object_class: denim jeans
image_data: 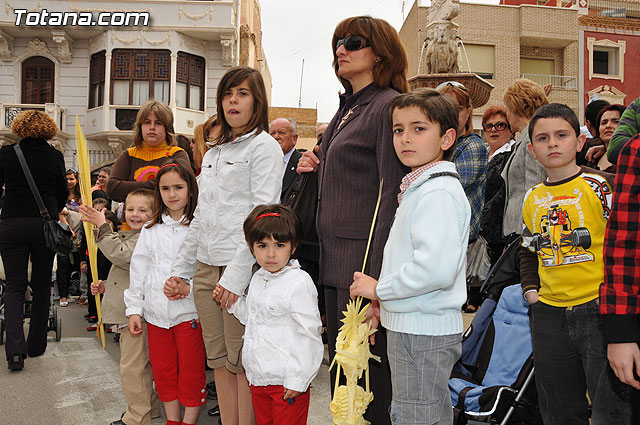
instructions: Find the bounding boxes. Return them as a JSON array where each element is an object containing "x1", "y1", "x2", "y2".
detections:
[
  {"x1": 387, "y1": 331, "x2": 462, "y2": 425},
  {"x1": 529, "y1": 299, "x2": 632, "y2": 425}
]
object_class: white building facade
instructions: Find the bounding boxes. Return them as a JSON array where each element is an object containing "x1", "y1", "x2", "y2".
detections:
[{"x1": 0, "y1": 0, "x2": 269, "y2": 169}]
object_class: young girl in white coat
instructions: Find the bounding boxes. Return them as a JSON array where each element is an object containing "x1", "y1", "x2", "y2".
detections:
[
  {"x1": 124, "y1": 161, "x2": 204, "y2": 425},
  {"x1": 214, "y1": 204, "x2": 323, "y2": 425},
  {"x1": 168, "y1": 66, "x2": 283, "y2": 425}
]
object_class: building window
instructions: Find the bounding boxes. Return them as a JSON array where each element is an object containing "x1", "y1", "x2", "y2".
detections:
[
  {"x1": 176, "y1": 52, "x2": 205, "y2": 111},
  {"x1": 458, "y1": 44, "x2": 494, "y2": 80},
  {"x1": 22, "y1": 56, "x2": 54, "y2": 104},
  {"x1": 587, "y1": 37, "x2": 626, "y2": 82},
  {"x1": 593, "y1": 48, "x2": 619, "y2": 75},
  {"x1": 111, "y1": 49, "x2": 170, "y2": 106},
  {"x1": 89, "y1": 51, "x2": 106, "y2": 108}
]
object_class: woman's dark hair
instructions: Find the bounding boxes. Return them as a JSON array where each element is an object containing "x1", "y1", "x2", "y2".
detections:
[
  {"x1": 66, "y1": 170, "x2": 82, "y2": 203},
  {"x1": 147, "y1": 162, "x2": 198, "y2": 227},
  {"x1": 215, "y1": 66, "x2": 268, "y2": 145},
  {"x1": 175, "y1": 134, "x2": 198, "y2": 175},
  {"x1": 332, "y1": 16, "x2": 408, "y2": 94},
  {"x1": 104, "y1": 210, "x2": 120, "y2": 230},
  {"x1": 595, "y1": 104, "x2": 626, "y2": 138},
  {"x1": 243, "y1": 204, "x2": 300, "y2": 254},
  {"x1": 133, "y1": 100, "x2": 176, "y2": 147}
]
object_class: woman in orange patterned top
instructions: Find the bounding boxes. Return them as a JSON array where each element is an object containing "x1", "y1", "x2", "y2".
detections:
[{"x1": 106, "y1": 100, "x2": 189, "y2": 202}]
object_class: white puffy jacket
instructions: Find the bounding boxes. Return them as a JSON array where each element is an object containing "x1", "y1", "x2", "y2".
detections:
[
  {"x1": 170, "y1": 129, "x2": 283, "y2": 295},
  {"x1": 229, "y1": 260, "x2": 324, "y2": 392},
  {"x1": 125, "y1": 214, "x2": 198, "y2": 329}
]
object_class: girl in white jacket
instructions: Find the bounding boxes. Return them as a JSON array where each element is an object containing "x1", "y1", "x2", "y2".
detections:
[
  {"x1": 168, "y1": 66, "x2": 283, "y2": 425},
  {"x1": 125, "y1": 162, "x2": 205, "y2": 425},
  {"x1": 214, "y1": 204, "x2": 323, "y2": 425}
]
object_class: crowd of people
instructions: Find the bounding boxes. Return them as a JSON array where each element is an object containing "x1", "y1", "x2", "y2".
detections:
[{"x1": 1, "y1": 13, "x2": 639, "y2": 425}]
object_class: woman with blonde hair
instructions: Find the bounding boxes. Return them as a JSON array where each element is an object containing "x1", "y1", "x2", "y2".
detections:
[
  {"x1": 190, "y1": 115, "x2": 218, "y2": 175},
  {"x1": 0, "y1": 110, "x2": 68, "y2": 370},
  {"x1": 106, "y1": 100, "x2": 189, "y2": 202},
  {"x1": 297, "y1": 15, "x2": 408, "y2": 424},
  {"x1": 501, "y1": 78, "x2": 549, "y2": 242}
]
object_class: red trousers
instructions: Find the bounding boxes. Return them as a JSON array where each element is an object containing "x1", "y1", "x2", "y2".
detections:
[
  {"x1": 250, "y1": 385, "x2": 310, "y2": 425},
  {"x1": 147, "y1": 320, "x2": 206, "y2": 407}
]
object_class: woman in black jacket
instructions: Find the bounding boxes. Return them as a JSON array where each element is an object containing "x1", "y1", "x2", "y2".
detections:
[{"x1": 0, "y1": 110, "x2": 68, "y2": 371}]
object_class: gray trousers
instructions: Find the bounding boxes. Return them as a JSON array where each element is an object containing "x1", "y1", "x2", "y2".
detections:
[{"x1": 387, "y1": 331, "x2": 461, "y2": 425}]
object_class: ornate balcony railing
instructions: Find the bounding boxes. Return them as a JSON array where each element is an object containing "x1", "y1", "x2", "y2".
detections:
[{"x1": 1, "y1": 103, "x2": 65, "y2": 132}]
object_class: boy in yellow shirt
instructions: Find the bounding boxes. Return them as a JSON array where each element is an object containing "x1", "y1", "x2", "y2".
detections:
[{"x1": 520, "y1": 103, "x2": 631, "y2": 424}]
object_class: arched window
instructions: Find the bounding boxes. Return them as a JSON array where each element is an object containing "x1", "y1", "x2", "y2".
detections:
[{"x1": 22, "y1": 56, "x2": 54, "y2": 104}]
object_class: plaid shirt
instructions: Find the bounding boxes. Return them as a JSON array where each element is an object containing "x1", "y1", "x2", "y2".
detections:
[
  {"x1": 452, "y1": 133, "x2": 488, "y2": 241},
  {"x1": 600, "y1": 133, "x2": 640, "y2": 343},
  {"x1": 397, "y1": 161, "x2": 446, "y2": 204}
]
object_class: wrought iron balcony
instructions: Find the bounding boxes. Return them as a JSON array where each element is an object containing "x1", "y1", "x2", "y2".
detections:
[{"x1": 1, "y1": 103, "x2": 66, "y2": 132}]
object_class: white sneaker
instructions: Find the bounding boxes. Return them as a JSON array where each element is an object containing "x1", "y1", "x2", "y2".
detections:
[{"x1": 59, "y1": 299, "x2": 68, "y2": 307}]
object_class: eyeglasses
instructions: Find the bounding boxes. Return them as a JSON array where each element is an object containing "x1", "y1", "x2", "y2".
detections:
[
  {"x1": 335, "y1": 35, "x2": 371, "y2": 52},
  {"x1": 435, "y1": 81, "x2": 468, "y2": 92},
  {"x1": 483, "y1": 122, "x2": 509, "y2": 132}
]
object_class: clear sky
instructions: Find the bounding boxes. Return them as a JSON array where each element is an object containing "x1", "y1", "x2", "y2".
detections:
[{"x1": 261, "y1": 0, "x2": 498, "y2": 123}]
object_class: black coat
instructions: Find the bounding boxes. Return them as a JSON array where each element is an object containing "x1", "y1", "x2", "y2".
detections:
[
  {"x1": 0, "y1": 138, "x2": 68, "y2": 220},
  {"x1": 281, "y1": 149, "x2": 302, "y2": 200}
]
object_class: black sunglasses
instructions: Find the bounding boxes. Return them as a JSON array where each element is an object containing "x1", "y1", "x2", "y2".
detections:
[
  {"x1": 335, "y1": 35, "x2": 371, "y2": 52},
  {"x1": 483, "y1": 122, "x2": 509, "y2": 132}
]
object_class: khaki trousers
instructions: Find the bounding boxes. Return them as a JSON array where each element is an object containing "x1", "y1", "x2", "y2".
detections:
[
  {"x1": 193, "y1": 261, "x2": 245, "y2": 373},
  {"x1": 120, "y1": 323, "x2": 162, "y2": 425}
]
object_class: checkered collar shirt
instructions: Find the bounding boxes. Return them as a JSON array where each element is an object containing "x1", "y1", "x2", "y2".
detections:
[
  {"x1": 600, "y1": 133, "x2": 640, "y2": 344},
  {"x1": 397, "y1": 161, "x2": 446, "y2": 205}
]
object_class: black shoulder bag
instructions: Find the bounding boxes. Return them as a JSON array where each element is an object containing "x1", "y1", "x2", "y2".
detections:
[{"x1": 14, "y1": 144, "x2": 73, "y2": 254}]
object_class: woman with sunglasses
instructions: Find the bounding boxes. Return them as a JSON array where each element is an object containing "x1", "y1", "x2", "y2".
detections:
[
  {"x1": 297, "y1": 16, "x2": 408, "y2": 425},
  {"x1": 479, "y1": 106, "x2": 515, "y2": 267},
  {"x1": 437, "y1": 81, "x2": 488, "y2": 313}
]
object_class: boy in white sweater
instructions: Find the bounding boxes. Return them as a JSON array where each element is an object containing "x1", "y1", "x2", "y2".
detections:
[{"x1": 351, "y1": 88, "x2": 470, "y2": 425}]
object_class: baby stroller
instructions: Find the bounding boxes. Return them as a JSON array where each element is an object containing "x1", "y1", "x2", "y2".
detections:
[
  {"x1": 0, "y1": 259, "x2": 62, "y2": 345},
  {"x1": 449, "y1": 238, "x2": 542, "y2": 425}
]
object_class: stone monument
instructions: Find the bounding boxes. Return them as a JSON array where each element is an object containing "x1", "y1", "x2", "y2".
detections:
[{"x1": 410, "y1": 0, "x2": 493, "y2": 108}]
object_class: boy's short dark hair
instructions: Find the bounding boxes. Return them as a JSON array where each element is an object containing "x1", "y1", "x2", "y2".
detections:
[
  {"x1": 388, "y1": 88, "x2": 459, "y2": 160},
  {"x1": 584, "y1": 99, "x2": 610, "y2": 127},
  {"x1": 529, "y1": 103, "x2": 581, "y2": 141},
  {"x1": 243, "y1": 204, "x2": 300, "y2": 253}
]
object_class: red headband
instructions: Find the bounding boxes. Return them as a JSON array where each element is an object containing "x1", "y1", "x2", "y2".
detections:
[
  {"x1": 256, "y1": 212, "x2": 280, "y2": 221},
  {"x1": 159, "y1": 163, "x2": 179, "y2": 170}
]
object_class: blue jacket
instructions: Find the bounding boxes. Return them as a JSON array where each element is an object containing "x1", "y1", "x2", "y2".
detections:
[{"x1": 376, "y1": 161, "x2": 470, "y2": 336}]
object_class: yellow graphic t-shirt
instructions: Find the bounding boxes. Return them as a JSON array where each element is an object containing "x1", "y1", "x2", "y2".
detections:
[{"x1": 521, "y1": 171, "x2": 612, "y2": 307}]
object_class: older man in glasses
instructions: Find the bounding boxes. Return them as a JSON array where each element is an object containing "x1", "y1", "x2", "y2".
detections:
[{"x1": 269, "y1": 118, "x2": 302, "y2": 201}]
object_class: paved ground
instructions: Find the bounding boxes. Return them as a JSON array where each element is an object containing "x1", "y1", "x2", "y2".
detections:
[
  {"x1": 1, "y1": 298, "x2": 474, "y2": 425},
  {"x1": 0, "y1": 299, "x2": 332, "y2": 425}
]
